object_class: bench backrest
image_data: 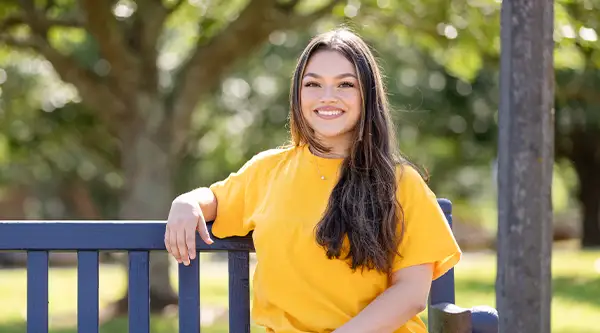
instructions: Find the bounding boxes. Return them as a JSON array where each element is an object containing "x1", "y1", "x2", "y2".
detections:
[{"x1": 0, "y1": 199, "x2": 455, "y2": 332}]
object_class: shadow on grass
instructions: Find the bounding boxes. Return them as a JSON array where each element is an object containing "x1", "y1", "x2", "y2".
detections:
[
  {"x1": 456, "y1": 276, "x2": 600, "y2": 308},
  {"x1": 0, "y1": 317, "x2": 230, "y2": 333},
  {"x1": 553, "y1": 276, "x2": 600, "y2": 307}
]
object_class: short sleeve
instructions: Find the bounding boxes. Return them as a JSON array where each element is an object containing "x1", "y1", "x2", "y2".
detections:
[
  {"x1": 392, "y1": 166, "x2": 462, "y2": 280},
  {"x1": 208, "y1": 157, "x2": 257, "y2": 238}
]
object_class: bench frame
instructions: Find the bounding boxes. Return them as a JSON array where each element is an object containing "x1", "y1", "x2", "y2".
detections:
[{"x1": 0, "y1": 198, "x2": 498, "y2": 333}]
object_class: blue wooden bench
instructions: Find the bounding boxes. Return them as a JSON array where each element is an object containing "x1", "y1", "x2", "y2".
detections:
[{"x1": 0, "y1": 198, "x2": 498, "y2": 333}]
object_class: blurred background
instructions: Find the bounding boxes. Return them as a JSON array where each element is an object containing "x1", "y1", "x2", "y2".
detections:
[{"x1": 0, "y1": 0, "x2": 598, "y2": 332}]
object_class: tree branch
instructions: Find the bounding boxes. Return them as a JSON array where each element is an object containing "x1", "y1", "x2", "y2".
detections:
[
  {"x1": 166, "y1": 0, "x2": 185, "y2": 14},
  {"x1": 276, "y1": 0, "x2": 301, "y2": 11},
  {"x1": 168, "y1": 0, "x2": 279, "y2": 151},
  {"x1": 134, "y1": 2, "x2": 169, "y2": 94},
  {"x1": 0, "y1": 33, "x2": 37, "y2": 49},
  {"x1": 0, "y1": 13, "x2": 82, "y2": 32},
  {"x1": 4, "y1": 0, "x2": 128, "y2": 129},
  {"x1": 0, "y1": 15, "x2": 25, "y2": 31},
  {"x1": 18, "y1": 0, "x2": 49, "y2": 34},
  {"x1": 45, "y1": 0, "x2": 56, "y2": 12},
  {"x1": 80, "y1": 0, "x2": 139, "y2": 95},
  {"x1": 287, "y1": 0, "x2": 344, "y2": 25},
  {"x1": 0, "y1": 33, "x2": 127, "y2": 127},
  {"x1": 168, "y1": 0, "x2": 343, "y2": 153}
]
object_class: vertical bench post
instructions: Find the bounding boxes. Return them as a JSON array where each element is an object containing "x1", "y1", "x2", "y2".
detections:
[
  {"x1": 128, "y1": 251, "x2": 150, "y2": 333},
  {"x1": 179, "y1": 253, "x2": 200, "y2": 332},
  {"x1": 77, "y1": 250, "x2": 100, "y2": 333},
  {"x1": 228, "y1": 251, "x2": 251, "y2": 332},
  {"x1": 27, "y1": 251, "x2": 49, "y2": 333}
]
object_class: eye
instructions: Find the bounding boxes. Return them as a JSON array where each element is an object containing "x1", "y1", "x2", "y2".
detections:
[
  {"x1": 303, "y1": 81, "x2": 320, "y2": 87},
  {"x1": 339, "y1": 81, "x2": 355, "y2": 88}
]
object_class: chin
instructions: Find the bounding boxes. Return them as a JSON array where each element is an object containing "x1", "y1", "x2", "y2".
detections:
[{"x1": 312, "y1": 127, "x2": 353, "y2": 140}]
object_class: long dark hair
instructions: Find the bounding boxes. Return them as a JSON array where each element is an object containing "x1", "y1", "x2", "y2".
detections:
[{"x1": 288, "y1": 28, "x2": 409, "y2": 274}]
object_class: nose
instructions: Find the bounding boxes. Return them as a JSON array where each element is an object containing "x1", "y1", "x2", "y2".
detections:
[{"x1": 319, "y1": 86, "x2": 338, "y2": 103}]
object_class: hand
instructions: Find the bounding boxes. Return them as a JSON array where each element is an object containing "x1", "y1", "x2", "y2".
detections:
[{"x1": 165, "y1": 194, "x2": 214, "y2": 265}]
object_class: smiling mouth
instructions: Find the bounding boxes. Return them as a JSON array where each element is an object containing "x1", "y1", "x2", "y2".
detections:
[{"x1": 314, "y1": 109, "x2": 344, "y2": 119}]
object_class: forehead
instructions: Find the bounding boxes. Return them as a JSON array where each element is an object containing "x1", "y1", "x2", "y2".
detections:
[{"x1": 303, "y1": 50, "x2": 356, "y2": 76}]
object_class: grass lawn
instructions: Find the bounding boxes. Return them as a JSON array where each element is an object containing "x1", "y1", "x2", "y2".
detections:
[{"x1": 0, "y1": 249, "x2": 598, "y2": 333}]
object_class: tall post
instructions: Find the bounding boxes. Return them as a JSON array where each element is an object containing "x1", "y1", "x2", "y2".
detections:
[{"x1": 497, "y1": 0, "x2": 554, "y2": 331}]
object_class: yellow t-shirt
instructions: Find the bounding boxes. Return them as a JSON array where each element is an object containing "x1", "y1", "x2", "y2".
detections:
[{"x1": 209, "y1": 144, "x2": 461, "y2": 333}]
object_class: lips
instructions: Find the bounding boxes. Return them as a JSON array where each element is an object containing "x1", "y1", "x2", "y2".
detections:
[{"x1": 314, "y1": 106, "x2": 344, "y2": 119}]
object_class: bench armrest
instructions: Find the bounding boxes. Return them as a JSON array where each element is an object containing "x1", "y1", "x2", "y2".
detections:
[{"x1": 429, "y1": 302, "x2": 498, "y2": 333}]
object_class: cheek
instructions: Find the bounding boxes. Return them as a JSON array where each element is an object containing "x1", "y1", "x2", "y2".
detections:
[
  {"x1": 342, "y1": 91, "x2": 361, "y2": 111},
  {"x1": 300, "y1": 90, "x2": 315, "y2": 111}
]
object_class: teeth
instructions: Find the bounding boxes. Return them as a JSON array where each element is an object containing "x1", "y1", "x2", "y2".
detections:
[{"x1": 317, "y1": 110, "x2": 343, "y2": 116}]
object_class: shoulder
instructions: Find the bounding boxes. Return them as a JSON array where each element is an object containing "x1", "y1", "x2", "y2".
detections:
[
  {"x1": 252, "y1": 145, "x2": 296, "y2": 161},
  {"x1": 238, "y1": 145, "x2": 298, "y2": 174},
  {"x1": 396, "y1": 163, "x2": 428, "y2": 188},
  {"x1": 247, "y1": 145, "x2": 296, "y2": 165},
  {"x1": 395, "y1": 162, "x2": 435, "y2": 204}
]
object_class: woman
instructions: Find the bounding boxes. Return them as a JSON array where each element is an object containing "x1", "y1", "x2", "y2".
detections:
[{"x1": 165, "y1": 28, "x2": 461, "y2": 333}]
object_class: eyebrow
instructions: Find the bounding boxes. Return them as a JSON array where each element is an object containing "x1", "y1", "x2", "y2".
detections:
[{"x1": 303, "y1": 72, "x2": 357, "y2": 79}]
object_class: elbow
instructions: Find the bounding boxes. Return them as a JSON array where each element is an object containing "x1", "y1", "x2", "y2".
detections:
[
  {"x1": 383, "y1": 301, "x2": 427, "y2": 333},
  {"x1": 406, "y1": 285, "x2": 429, "y2": 315},
  {"x1": 408, "y1": 299, "x2": 427, "y2": 316},
  {"x1": 413, "y1": 301, "x2": 427, "y2": 314}
]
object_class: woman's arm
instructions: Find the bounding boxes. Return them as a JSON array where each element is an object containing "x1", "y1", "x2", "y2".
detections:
[
  {"x1": 165, "y1": 187, "x2": 218, "y2": 265},
  {"x1": 333, "y1": 263, "x2": 434, "y2": 333},
  {"x1": 182, "y1": 187, "x2": 218, "y2": 221}
]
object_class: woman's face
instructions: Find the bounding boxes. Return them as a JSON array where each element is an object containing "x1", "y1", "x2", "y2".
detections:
[{"x1": 300, "y1": 50, "x2": 362, "y2": 148}]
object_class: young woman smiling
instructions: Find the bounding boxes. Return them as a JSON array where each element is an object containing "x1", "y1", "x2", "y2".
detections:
[{"x1": 165, "y1": 28, "x2": 461, "y2": 333}]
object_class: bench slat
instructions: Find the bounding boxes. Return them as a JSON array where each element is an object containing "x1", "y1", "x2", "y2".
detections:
[
  {"x1": 77, "y1": 251, "x2": 99, "y2": 333},
  {"x1": 128, "y1": 251, "x2": 150, "y2": 333},
  {"x1": 179, "y1": 254, "x2": 200, "y2": 332},
  {"x1": 0, "y1": 221, "x2": 254, "y2": 251},
  {"x1": 229, "y1": 251, "x2": 251, "y2": 333},
  {"x1": 27, "y1": 251, "x2": 49, "y2": 333},
  {"x1": 429, "y1": 202, "x2": 456, "y2": 326}
]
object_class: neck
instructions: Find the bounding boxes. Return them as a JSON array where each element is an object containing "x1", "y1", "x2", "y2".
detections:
[{"x1": 312, "y1": 134, "x2": 352, "y2": 158}]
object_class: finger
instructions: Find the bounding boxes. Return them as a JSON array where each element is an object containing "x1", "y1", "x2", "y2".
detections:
[
  {"x1": 164, "y1": 225, "x2": 171, "y2": 256},
  {"x1": 197, "y1": 219, "x2": 214, "y2": 245},
  {"x1": 185, "y1": 224, "x2": 197, "y2": 261},
  {"x1": 177, "y1": 227, "x2": 190, "y2": 266},
  {"x1": 170, "y1": 225, "x2": 182, "y2": 263}
]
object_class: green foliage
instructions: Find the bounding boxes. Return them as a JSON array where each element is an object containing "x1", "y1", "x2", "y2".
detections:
[{"x1": 0, "y1": 0, "x2": 599, "y2": 227}]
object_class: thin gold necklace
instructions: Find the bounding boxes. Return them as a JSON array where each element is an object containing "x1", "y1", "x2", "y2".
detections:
[
  {"x1": 314, "y1": 159, "x2": 326, "y2": 180},
  {"x1": 309, "y1": 146, "x2": 345, "y2": 181},
  {"x1": 308, "y1": 146, "x2": 327, "y2": 180}
]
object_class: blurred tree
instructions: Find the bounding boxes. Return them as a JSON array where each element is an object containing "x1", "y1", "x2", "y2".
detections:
[
  {"x1": 0, "y1": 62, "x2": 118, "y2": 221},
  {"x1": 552, "y1": 1, "x2": 600, "y2": 246},
  {"x1": 0, "y1": 0, "x2": 344, "y2": 315},
  {"x1": 356, "y1": 0, "x2": 600, "y2": 246}
]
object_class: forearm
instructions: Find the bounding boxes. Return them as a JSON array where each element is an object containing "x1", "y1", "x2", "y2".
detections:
[
  {"x1": 334, "y1": 281, "x2": 427, "y2": 333},
  {"x1": 176, "y1": 187, "x2": 217, "y2": 222}
]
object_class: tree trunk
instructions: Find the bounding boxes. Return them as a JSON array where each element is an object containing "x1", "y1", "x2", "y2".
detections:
[
  {"x1": 108, "y1": 94, "x2": 178, "y2": 315},
  {"x1": 496, "y1": 0, "x2": 554, "y2": 331},
  {"x1": 570, "y1": 131, "x2": 600, "y2": 247},
  {"x1": 580, "y1": 178, "x2": 600, "y2": 247}
]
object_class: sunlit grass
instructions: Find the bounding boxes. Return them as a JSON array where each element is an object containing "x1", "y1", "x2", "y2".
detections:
[
  {"x1": 449, "y1": 249, "x2": 600, "y2": 333},
  {"x1": 0, "y1": 250, "x2": 598, "y2": 333}
]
